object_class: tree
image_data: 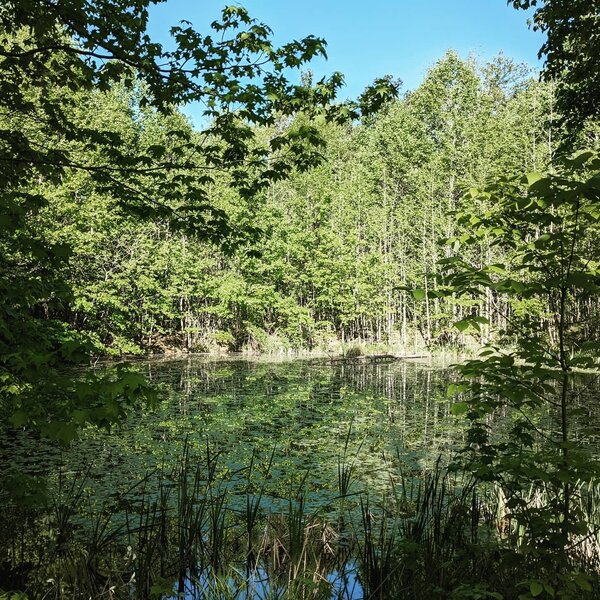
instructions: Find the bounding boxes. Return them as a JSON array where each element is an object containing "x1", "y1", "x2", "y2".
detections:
[
  {"x1": 444, "y1": 151, "x2": 600, "y2": 595},
  {"x1": 511, "y1": 0, "x2": 600, "y2": 138},
  {"x1": 0, "y1": 0, "x2": 398, "y2": 436}
]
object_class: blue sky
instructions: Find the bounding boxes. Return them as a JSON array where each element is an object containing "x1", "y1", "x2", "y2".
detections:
[{"x1": 147, "y1": 0, "x2": 544, "y2": 125}]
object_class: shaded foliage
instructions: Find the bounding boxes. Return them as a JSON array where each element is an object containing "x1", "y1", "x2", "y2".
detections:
[{"x1": 512, "y1": 0, "x2": 600, "y2": 137}]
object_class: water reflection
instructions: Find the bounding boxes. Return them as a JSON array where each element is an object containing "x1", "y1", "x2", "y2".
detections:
[
  {"x1": 1, "y1": 356, "x2": 467, "y2": 599},
  {"x1": 174, "y1": 562, "x2": 364, "y2": 599}
]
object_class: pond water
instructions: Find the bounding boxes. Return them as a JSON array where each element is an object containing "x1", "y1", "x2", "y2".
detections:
[
  {"x1": 4, "y1": 356, "x2": 600, "y2": 599},
  {"x1": 1, "y1": 356, "x2": 471, "y2": 598},
  {"x1": 7, "y1": 356, "x2": 463, "y2": 497}
]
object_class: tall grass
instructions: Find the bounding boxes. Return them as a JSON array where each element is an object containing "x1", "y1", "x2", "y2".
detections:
[{"x1": 2, "y1": 441, "x2": 600, "y2": 599}]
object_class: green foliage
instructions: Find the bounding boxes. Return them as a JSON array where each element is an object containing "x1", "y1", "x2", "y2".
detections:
[
  {"x1": 10, "y1": 51, "x2": 562, "y2": 362},
  {"x1": 442, "y1": 152, "x2": 600, "y2": 591},
  {"x1": 2, "y1": 0, "x2": 600, "y2": 595},
  {"x1": 0, "y1": 36, "x2": 573, "y2": 446},
  {"x1": 511, "y1": 0, "x2": 600, "y2": 137},
  {"x1": 0, "y1": 0, "x2": 398, "y2": 435}
]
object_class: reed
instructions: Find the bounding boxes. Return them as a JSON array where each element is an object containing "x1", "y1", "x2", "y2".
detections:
[{"x1": 2, "y1": 441, "x2": 600, "y2": 599}]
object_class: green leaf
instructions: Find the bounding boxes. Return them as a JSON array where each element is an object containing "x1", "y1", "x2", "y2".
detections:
[
  {"x1": 451, "y1": 402, "x2": 469, "y2": 416},
  {"x1": 447, "y1": 383, "x2": 469, "y2": 397},
  {"x1": 10, "y1": 411, "x2": 28, "y2": 427},
  {"x1": 525, "y1": 172, "x2": 543, "y2": 185},
  {"x1": 574, "y1": 573, "x2": 592, "y2": 592},
  {"x1": 454, "y1": 319, "x2": 475, "y2": 332},
  {"x1": 529, "y1": 581, "x2": 543, "y2": 597}
]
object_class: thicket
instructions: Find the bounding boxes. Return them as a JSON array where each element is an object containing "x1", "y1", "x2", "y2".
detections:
[
  {"x1": 22, "y1": 52, "x2": 583, "y2": 355},
  {"x1": 0, "y1": 0, "x2": 396, "y2": 435}
]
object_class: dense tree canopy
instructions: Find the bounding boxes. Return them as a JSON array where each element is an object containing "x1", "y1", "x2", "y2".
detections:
[
  {"x1": 512, "y1": 0, "x2": 600, "y2": 137},
  {"x1": 0, "y1": 0, "x2": 398, "y2": 437},
  {"x1": 24, "y1": 52, "x2": 561, "y2": 359},
  {"x1": 1, "y1": 0, "x2": 377, "y2": 231}
]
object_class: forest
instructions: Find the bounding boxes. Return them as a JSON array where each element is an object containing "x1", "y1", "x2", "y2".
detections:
[
  {"x1": 9, "y1": 51, "x2": 563, "y2": 356},
  {"x1": 1, "y1": 0, "x2": 600, "y2": 598}
]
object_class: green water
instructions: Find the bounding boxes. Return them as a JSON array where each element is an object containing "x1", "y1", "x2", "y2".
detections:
[
  {"x1": 7, "y1": 357, "x2": 462, "y2": 499},
  {"x1": 4, "y1": 357, "x2": 600, "y2": 599},
  {"x1": 1, "y1": 356, "x2": 468, "y2": 597}
]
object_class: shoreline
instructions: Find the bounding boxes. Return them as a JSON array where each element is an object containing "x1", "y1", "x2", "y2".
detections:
[{"x1": 89, "y1": 348, "x2": 472, "y2": 368}]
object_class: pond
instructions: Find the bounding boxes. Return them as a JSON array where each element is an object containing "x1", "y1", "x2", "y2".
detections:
[{"x1": 0, "y1": 356, "x2": 479, "y2": 599}]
